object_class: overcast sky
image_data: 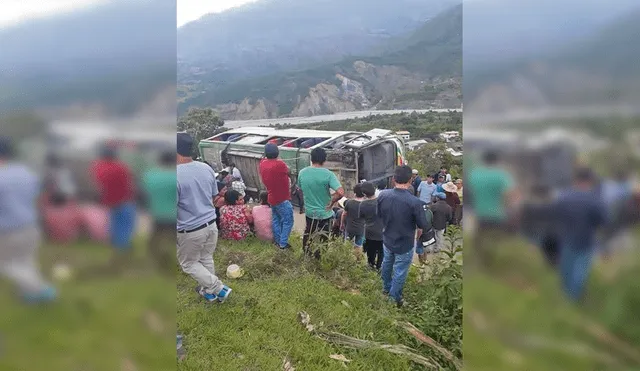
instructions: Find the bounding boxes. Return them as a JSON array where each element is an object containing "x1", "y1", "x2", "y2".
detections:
[
  {"x1": 0, "y1": 0, "x2": 259, "y2": 29},
  {"x1": 177, "y1": 0, "x2": 258, "y2": 27},
  {"x1": 0, "y1": 0, "x2": 106, "y2": 28}
]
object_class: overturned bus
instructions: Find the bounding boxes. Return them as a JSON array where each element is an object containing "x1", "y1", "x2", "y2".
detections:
[{"x1": 198, "y1": 127, "x2": 407, "y2": 198}]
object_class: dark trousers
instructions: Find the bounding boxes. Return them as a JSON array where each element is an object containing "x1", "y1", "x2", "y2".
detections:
[
  {"x1": 302, "y1": 217, "x2": 331, "y2": 259},
  {"x1": 292, "y1": 188, "x2": 304, "y2": 213},
  {"x1": 149, "y1": 221, "x2": 176, "y2": 275},
  {"x1": 364, "y1": 239, "x2": 383, "y2": 270}
]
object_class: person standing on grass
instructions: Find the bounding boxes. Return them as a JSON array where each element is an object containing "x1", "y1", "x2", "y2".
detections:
[
  {"x1": 417, "y1": 174, "x2": 438, "y2": 207},
  {"x1": 443, "y1": 182, "x2": 461, "y2": 225},
  {"x1": 431, "y1": 193, "x2": 453, "y2": 254},
  {"x1": 553, "y1": 167, "x2": 605, "y2": 302},
  {"x1": 90, "y1": 144, "x2": 137, "y2": 271},
  {"x1": 377, "y1": 165, "x2": 429, "y2": 307},
  {"x1": 0, "y1": 137, "x2": 56, "y2": 303},
  {"x1": 340, "y1": 184, "x2": 366, "y2": 255},
  {"x1": 259, "y1": 143, "x2": 294, "y2": 249},
  {"x1": 141, "y1": 150, "x2": 176, "y2": 275},
  {"x1": 359, "y1": 182, "x2": 384, "y2": 270},
  {"x1": 252, "y1": 191, "x2": 273, "y2": 242},
  {"x1": 176, "y1": 133, "x2": 231, "y2": 303},
  {"x1": 467, "y1": 150, "x2": 518, "y2": 266},
  {"x1": 298, "y1": 147, "x2": 344, "y2": 259}
]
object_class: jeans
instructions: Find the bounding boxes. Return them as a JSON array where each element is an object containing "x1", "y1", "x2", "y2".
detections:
[
  {"x1": 381, "y1": 245, "x2": 414, "y2": 302},
  {"x1": 109, "y1": 202, "x2": 136, "y2": 250},
  {"x1": 559, "y1": 243, "x2": 594, "y2": 301},
  {"x1": 271, "y1": 200, "x2": 294, "y2": 248}
]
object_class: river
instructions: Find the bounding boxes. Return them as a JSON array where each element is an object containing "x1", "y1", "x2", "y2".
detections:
[{"x1": 224, "y1": 108, "x2": 462, "y2": 128}]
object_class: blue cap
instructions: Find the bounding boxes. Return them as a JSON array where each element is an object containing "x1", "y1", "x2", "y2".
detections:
[
  {"x1": 264, "y1": 143, "x2": 279, "y2": 159},
  {"x1": 177, "y1": 132, "x2": 193, "y2": 157},
  {"x1": 435, "y1": 192, "x2": 446, "y2": 200}
]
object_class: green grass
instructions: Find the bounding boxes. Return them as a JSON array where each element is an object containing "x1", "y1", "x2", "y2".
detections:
[
  {"x1": 0, "y1": 238, "x2": 176, "y2": 371},
  {"x1": 177, "y1": 236, "x2": 462, "y2": 371},
  {"x1": 463, "y1": 232, "x2": 640, "y2": 370}
]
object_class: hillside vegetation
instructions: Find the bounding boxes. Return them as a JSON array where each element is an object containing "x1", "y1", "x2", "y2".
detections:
[{"x1": 178, "y1": 4, "x2": 462, "y2": 119}]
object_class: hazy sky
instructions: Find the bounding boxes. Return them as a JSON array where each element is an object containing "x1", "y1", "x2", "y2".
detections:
[
  {"x1": 177, "y1": 0, "x2": 259, "y2": 27},
  {"x1": 0, "y1": 0, "x2": 105, "y2": 27},
  {"x1": 1, "y1": 0, "x2": 259, "y2": 28}
]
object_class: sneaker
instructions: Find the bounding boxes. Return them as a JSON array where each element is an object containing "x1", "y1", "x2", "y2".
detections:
[
  {"x1": 217, "y1": 285, "x2": 232, "y2": 303},
  {"x1": 279, "y1": 243, "x2": 292, "y2": 250},
  {"x1": 194, "y1": 285, "x2": 218, "y2": 303}
]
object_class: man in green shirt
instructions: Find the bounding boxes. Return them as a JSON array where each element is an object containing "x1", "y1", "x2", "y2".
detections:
[
  {"x1": 297, "y1": 147, "x2": 344, "y2": 258},
  {"x1": 467, "y1": 150, "x2": 517, "y2": 266},
  {"x1": 142, "y1": 150, "x2": 177, "y2": 274}
]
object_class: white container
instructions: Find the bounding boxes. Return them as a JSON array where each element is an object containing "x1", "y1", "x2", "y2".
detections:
[{"x1": 226, "y1": 264, "x2": 244, "y2": 278}]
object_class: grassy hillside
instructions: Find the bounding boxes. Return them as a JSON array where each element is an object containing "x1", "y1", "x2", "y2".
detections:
[{"x1": 178, "y1": 232, "x2": 462, "y2": 370}]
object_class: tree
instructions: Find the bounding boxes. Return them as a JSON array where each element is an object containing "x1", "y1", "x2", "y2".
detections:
[
  {"x1": 407, "y1": 142, "x2": 463, "y2": 179},
  {"x1": 177, "y1": 107, "x2": 225, "y2": 150}
]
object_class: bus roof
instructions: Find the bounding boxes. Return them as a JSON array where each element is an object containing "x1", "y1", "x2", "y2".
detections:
[{"x1": 202, "y1": 127, "x2": 355, "y2": 142}]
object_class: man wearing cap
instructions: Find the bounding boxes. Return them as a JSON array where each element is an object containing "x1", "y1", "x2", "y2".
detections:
[
  {"x1": 90, "y1": 144, "x2": 137, "y2": 270},
  {"x1": 176, "y1": 132, "x2": 232, "y2": 303},
  {"x1": 411, "y1": 169, "x2": 422, "y2": 192},
  {"x1": 259, "y1": 143, "x2": 294, "y2": 249},
  {"x1": 377, "y1": 165, "x2": 429, "y2": 306},
  {"x1": 0, "y1": 137, "x2": 56, "y2": 303}
]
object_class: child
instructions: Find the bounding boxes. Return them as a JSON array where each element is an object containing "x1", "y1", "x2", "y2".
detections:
[
  {"x1": 341, "y1": 184, "x2": 366, "y2": 254},
  {"x1": 359, "y1": 182, "x2": 384, "y2": 270},
  {"x1": 252, "y1": 191, "x2": 273, "y2": 242},
  {"x1": 231, "y1": 176, "x2": 246, "y2": 197}
]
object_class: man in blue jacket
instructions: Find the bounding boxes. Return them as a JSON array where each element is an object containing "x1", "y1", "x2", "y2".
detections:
[{"x1": 378, "y1": 165, "x2": 429, "y2": 306}]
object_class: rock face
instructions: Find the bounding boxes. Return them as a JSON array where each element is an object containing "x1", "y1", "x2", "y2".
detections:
[
  {"x1": 215, "y1": 98, "x2": 272, "y2": 120},
  {"x1": 210, "y1": 60, "x2": 462, "y2": 120},
  {"x1": 290, "y1": 83, "x2": 359, "y2": 117}
]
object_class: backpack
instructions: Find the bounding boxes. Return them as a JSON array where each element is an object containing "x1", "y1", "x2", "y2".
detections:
[{"x1": 420, "y1": 206, "x2": 436, "y2": 246}]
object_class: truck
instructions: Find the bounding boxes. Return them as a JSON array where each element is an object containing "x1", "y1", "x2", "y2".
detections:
[{"x1": 198, "y1": 126, "x2": 408, "y2": 198}]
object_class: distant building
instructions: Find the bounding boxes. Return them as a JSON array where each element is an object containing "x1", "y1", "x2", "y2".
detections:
[
  {"x1": 396, "y1": 131, "x2": 411, "y2": 141},
  {"x1": 406, "y1": 139, "x2": 428, "y2": 151},
  {"x1": 439, "y1": 131, "x2": 460, "y2": 142}
]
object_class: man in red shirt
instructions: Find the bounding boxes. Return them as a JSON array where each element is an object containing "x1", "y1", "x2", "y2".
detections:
[
  {"x1": 259, "y1": 143, "x2": 294, "y2": 249},
  {"x1": 90, "y1": 145, "x2": 137, "y2": 268}
]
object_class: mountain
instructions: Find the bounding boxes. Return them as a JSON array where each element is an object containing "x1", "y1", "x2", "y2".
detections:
[
  {"x1": 177, "y1": 0, "x2": 458, "y2": 86},
  {"x1": 0, "y1": 0, "x2": 176, "y2": 117},
  {"x1": 179, "y1": 3, "x2": 462, "y2": 119},
  {"x1": 463, "y1": 0, "x2": 639, "y2": 68},
  {"x1": 465, "y1": 6, "x2": 640, "y2": 114}
]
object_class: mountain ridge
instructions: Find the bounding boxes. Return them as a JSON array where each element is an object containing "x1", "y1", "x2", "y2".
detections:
[{"x1": 179, "y1": 3, "x2": 462, "y2": 119}]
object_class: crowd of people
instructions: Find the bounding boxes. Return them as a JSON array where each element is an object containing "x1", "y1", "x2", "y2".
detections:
[
  {"x1": 468, "y1": 150, "x2": 639, "y2": 302},
  {"x1": 175, "y1": 132, "x2": 463, "y2": 309}
]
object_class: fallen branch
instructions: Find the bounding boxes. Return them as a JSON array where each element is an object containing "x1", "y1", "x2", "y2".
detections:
[
  {"x1": 570, "y1": 315, "x2": 640, "y2": 365},
  {"x1": 297, "y1": 311, "x2": 439, "y2": 369},
  {"x1": 468, "y1": 311, "x2": 622, "y2": 367},
  {"x1": 399, "y1": 322, "x2": 462, "y2": 370}
]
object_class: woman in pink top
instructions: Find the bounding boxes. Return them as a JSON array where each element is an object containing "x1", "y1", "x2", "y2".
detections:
[{"x1": 252, "y1": 192, "x2": 273, "y2": 242}]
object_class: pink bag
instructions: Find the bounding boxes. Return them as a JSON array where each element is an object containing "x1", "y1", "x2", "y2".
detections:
[
  {"x1": 78, "y1": 204, "x2": 109, "y2": 242},
  {"x1": 43, "y1": 203, "x2": 81, "y2": 243}
]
